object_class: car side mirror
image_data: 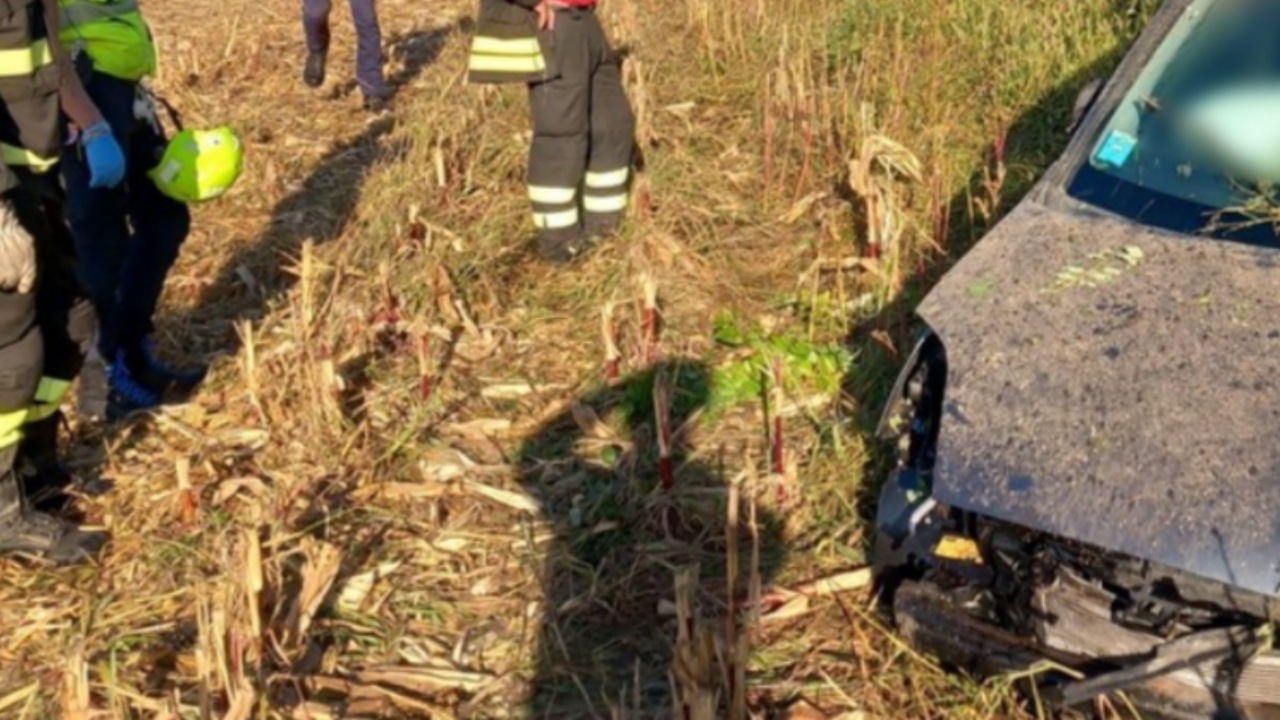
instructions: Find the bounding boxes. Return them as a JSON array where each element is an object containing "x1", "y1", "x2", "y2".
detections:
[{"x1": 1069, "y1": 78, "x2": 1105, "y2": 135}]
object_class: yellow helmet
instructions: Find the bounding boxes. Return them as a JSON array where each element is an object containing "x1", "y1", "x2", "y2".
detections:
[{"x1": 148, "y1": 126, "x2": 244, "y2": 203}]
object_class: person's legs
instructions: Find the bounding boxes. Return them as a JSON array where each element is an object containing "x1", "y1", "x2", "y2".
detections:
[
  {"x1": 0, "y1": 284, "x2": 48, "y2": 548},
  {"x1": 529, "y1": 80, "x2": 589, "y2": 260},
  {"x1": 0, "y1": 182, "x2": 104, "y2": 563},
  {"x1": 116, "y1": 97, "x2": 197, "y2": 391},
  {"x1": 116, "y1": 192, "x2": 188, "y2": 362},
  {"x1": 19, "y1": 186, "x2": 100, "y2": 507},
  {"x1": 61, "y1": 74, "x2": 162, "y2": 418},
  {"x1": 302, "y1": 0, "x2": 333, "y2": 87},
  {"x1": 583, "y1": 31, "x2": 635, "y2": 238},
  {"x1": 60, "y1": 73, "x2": 133, "y2": 366},
  {"x1": 348, "y1": 0, "x2": 387, "y2": 102},
  {"x1": 528, "y1": 9, "x2": 594, "y2": 262},
  {"x1": 26, "y1": 187, "x2": 93, "y2": 427}
]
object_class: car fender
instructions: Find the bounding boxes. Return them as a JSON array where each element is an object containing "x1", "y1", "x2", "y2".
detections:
[{"x1": 875, "y1": 329, "x2": 942, "y2": 441}]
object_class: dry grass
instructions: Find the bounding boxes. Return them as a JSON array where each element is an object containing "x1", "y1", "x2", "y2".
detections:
[{"x1": 0, "y1": 0, "x2": 1156, "y2": 717}]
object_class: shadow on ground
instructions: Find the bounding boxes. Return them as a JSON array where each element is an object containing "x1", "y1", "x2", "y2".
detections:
[
  {"x1": 513, "y1": 360, "x2": 787, "y2": 717},
  {"x1": 48, "y1": 17, "x2": 459, "y2": 649},
  {"x1": 174, "y1": 23, "x2": 457, "y2": 360},
  {"x1": 58, "y1": 19, "x2": 458, "y2": 524}
]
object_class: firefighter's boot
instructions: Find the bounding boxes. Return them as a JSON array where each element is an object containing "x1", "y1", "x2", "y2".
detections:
[
  {"x1": 0, "y1": 446, "x2": 106, "y2": 563},
  {"x1": 19, "y1": 413, "x2": 110, "y2": 513}
]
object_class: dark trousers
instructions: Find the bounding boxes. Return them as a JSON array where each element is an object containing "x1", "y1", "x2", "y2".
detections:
[
  {"x1": 0, "y1": 175, "x2": 95, "y2": 468},
  {"x1": 527, "y1": 7, "x2": 635, "y2": 246},
  {"x1": 303, "y1": 0, "x2": 387, "y2": 99},
  {"x1": 61, "y1": 72, "x2": 191, "y2": 364}
]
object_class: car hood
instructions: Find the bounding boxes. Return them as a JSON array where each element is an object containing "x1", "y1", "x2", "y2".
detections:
[{"x1": 918, "y1": 199, "x2": 1280, "y2": 597}]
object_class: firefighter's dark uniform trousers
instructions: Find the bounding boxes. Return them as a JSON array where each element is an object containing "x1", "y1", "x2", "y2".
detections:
[
  {"x1": 0, "y1": 0, "x2": 95, "y2": 512},
  {"x1": 0, "y1": 174, "x2": 95, "y2": 471},
  {"x1": 468, "y1": 0, "x2": 634, "y2": 251},
  {"x1": 527, "y1": 7, "x2": 634, "y2": 247}
]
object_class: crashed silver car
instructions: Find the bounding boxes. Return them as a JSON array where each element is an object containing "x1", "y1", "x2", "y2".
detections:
[{"x1": 875, "y1": 0, "x2": 1280, "y2": 717}]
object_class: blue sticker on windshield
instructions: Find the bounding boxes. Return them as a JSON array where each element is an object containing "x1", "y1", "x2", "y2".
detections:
[{"x1": 1094, "y1": 130, "x2": 1138, "y2": 168}]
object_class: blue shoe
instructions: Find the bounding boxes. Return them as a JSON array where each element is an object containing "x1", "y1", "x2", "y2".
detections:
[
  {"x1": 106, "y1": 354, "x2": 162, "y2": 421},
  {"x1": 136, "y1": 340, "x2": 207, "y2": 390}
]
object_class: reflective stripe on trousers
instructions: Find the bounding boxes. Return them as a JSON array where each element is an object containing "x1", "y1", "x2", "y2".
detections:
[
  {"x1": 533, "y1": 207, "x2": 580, "y2": 230},
  {"x1": 25, "y1": 377, "x2": 71, "y2": 423},
  {"x1": 583, "y1": 167, "x2": 629, "y2": 214},
  {"x1": 529, "y1": 185, "x2": 580, "y2": 230},
  {"x1": 0, "y1": 409, "x2": 25, "y2": 449}
]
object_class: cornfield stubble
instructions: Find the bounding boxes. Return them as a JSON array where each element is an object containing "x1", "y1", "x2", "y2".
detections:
[{"x1": 0, "y1": 0, "x2": 1159, "y2": 717}]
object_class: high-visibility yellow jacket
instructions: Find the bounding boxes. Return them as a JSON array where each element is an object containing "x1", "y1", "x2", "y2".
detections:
[
  {"x1": 57, "y1": 0, "x2": 156, "y2": 82},
  {"x1": 467, "y1": 0, "x2": 557, "y2": 85}
]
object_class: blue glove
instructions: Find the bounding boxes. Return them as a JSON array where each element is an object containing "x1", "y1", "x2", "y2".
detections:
[{"x1": 80, "y1": 121, "x2": 126, "y2": 189}]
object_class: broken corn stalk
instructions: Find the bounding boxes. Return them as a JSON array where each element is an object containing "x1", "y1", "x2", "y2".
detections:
[
  {"x1": 654, "y1": 370, "x2": 674, "y2": 492},
  {"x1": 602, "y1": 301, "x2": 620, "y2": 381},
  {"x1": 372, "y1": 287, "x2": 401, "y2": 327},
  {"x1": 417, "y1": 334, "x2": 434, "y2": 401},
  {"x1": 726, "y1": 477, "x2": 747, "y2": 719},
  {"x1": 176, "y1": 457, "x2": 197, "y2": 524},
  {"x1": 244, "y1": 527, "x2": 264, "y2": 645},
  {"x1": 641, "y1": 275, "x2": 659, "y2": 364},
  {"x1": 672, "y1": 564, "x2": 717, "y2": 720},
  {"x1": 769, "y1": 357, "x2": 787, "y2": 501}
]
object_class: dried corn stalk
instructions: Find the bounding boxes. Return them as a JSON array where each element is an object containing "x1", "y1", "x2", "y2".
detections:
[
  {"x1": 602, "y1": 301, "x2": 621, "y2": 381},
  {"x1": 281, "y1": 540, "x2": 343, "y2": 652},
  {"x1": 654, "y1": 370, "x2": 674, "y2": 492},
  {"x1": 59, "y1": 645, "x2": 91, "y2": 720},
  {"x1": 847, "y1": 104, "x2": 922, "y2": 293},
  {"x1": 176, "y1": 457, "x2": 198, "y2": 524},
  {"x1": 641, "y1": 275, "x2": 659, "y2": 365},
  {"x1": 672, "y1": 565, "x2": 719, "y2": 719},
  {"x1": 725, "y1": 477, "x2": 747, "y2": 720}
]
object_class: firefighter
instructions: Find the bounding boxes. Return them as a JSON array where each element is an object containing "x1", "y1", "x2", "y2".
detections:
[
  {"x1": 468, "y1": 0, "x2": 635, "y2": 263},
  {"x1": 57, "y1": 0, "x2": 211, "y2": 421},
  {"x1": 301, "y1": 0, "x2": 389, "y2": 112},
  {"x1": 0, "y1": 0, "x2": 127, "y2": 561}
]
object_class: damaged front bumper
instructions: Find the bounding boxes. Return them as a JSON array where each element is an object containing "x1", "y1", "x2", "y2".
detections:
[
  {"x1": 875, "y1": 481, "x2": 1280, "y2": 720},
  {"x1": 873, "y1": 332, "x2": 1280, "y2": 718},
  {"x1": 894, "y1": 580, "x2": 1280, "y2": 720}
]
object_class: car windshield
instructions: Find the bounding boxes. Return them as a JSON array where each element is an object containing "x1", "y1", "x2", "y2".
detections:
[{"x1": 1068, "y1": 0, "x2": 1280, "y2": 244}]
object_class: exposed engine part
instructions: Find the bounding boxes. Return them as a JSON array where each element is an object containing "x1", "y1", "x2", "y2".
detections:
[
  {"x1": 872, "y1": 329, "x2": 1280, "y2": 717},
  {"x1": 1052, "y1": 624, "x2": 1264, "y2": 706},
  {"x1": 894, "y1": 579, "x2": 1280, "y2": 720},
  {"x1": 899, "y1": 514, "x2": 1280, "y2": 718},
  {"x1": 873, "y1": 334, "x2": 948, "y2": 575},
  {"x1": 979, "y1": 519, "x2": 1279, "y2": 633},
  {"x1": 876, "y1": 332, "x2": 946, "y2": 474}
]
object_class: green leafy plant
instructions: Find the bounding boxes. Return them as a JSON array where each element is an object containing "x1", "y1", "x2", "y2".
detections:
[
  {"x1": 708, "y1": 312, "x2": 853, "y2": 417},
  {"x1": 775, "y1": 291, "x2": 849, "y2": 338}
]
